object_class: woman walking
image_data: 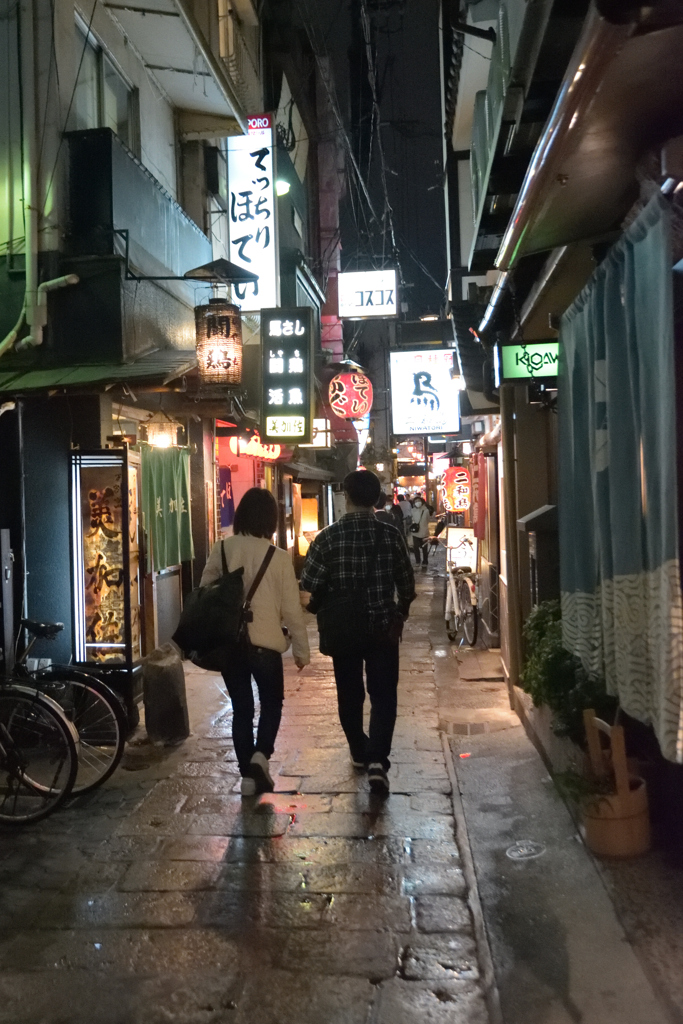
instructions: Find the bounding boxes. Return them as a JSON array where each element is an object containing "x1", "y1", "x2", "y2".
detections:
[
  {"x1": 409, "y1": 496, "x2": 431, "y2": 569},
  {"x1": 200, "y1": 488, "x2": 310, "y2": 795}
]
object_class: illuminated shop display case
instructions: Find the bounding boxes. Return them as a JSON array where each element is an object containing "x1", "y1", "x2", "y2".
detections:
[{"x1": 70, "y1": 449, "x2": 143, "y2": 715}]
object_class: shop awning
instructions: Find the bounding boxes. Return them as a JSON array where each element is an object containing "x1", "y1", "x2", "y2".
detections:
[
  {"x1": 0, "y1": 350, "x2": 197, "y2": 393},
  {"x1": 496, "y1": 10, "x2": 683, "y2": 269},
  {"x1": 280, "y1": 461, "x2": 334, "y2": 482}
]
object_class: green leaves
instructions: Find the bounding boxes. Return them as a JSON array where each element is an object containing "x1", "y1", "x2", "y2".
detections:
[{"x1": 520, "y1": 600, "x2": 617, "y2": 746}]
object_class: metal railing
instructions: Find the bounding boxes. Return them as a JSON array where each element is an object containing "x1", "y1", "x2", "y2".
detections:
[{"x1": 223, "y1": 14, "x2": 261, "y2": 115}]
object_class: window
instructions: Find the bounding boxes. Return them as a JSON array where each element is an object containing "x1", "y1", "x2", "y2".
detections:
[{"x1": 73, "y1": 24, "x2": 137, "y2": 152}]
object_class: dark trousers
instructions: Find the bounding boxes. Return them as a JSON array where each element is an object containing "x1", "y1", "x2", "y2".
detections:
[
  {"x1": 332, "y1": 640, "x2": 400, "y2": 770},
  {"x1": 412, "y1": 535, "x2": 428, "y2": 565},
  {"x1": 221, "y1": 645, "x2": 284, "y2": 775}
]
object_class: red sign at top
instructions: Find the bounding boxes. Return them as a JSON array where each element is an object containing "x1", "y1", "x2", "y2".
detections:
[{"x1": 247, "y1": 114, "x2": 272, "y2": 134}]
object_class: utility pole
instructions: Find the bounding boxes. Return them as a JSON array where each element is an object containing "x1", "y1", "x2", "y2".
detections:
[{"x1": 424, "y1": 436, "x2": 430, "y2": 506}]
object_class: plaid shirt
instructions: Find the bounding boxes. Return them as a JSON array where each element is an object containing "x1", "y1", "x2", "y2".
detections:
[{"x1": 301, "y1": 512, "x2": 416, "y2": 628}]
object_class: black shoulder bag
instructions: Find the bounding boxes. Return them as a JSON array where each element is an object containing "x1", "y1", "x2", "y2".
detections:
[
  {"x1": 173, "y1": 543, "x2": 276, "y2": 671},
  {"x1": 316, "y1": 526, "x2": 386, "y2": 658}
]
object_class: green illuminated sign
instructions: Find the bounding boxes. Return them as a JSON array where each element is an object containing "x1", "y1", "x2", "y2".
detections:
[{"x1": 501, "y1": 341, "x2": 559, "y2": 380}]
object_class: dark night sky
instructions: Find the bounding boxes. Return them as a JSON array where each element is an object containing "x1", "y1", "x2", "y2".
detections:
[{"x1": 308, "y1": 0, "x2": 448, "y2": 319}]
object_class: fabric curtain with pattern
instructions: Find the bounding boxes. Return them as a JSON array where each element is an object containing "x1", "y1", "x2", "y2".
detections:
[{"x1": 559, "y1": 193, "x2": 683, "y2": 763}]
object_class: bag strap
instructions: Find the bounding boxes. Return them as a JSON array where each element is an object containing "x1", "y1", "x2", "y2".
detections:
[
  {"x1": 220, "y1": 540, "x2": 228, "y2": 574},
  {"x1": 243, "y1": 545, "x2": 276, "y2": 607}
]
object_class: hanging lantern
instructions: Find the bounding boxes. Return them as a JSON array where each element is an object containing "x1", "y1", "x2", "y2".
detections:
[
  {"x1": 442, "y1": 466, "x2": 471, "y2": 512},
  {"x1": 144, "y1": 411, "x2": 182, "y2": 448},
  {"x1": 195, "y1": 298, "x2": 243, "y2": 386},
  {"x1": 328, "y1": 371, "x2": 373, "y2": 419}
]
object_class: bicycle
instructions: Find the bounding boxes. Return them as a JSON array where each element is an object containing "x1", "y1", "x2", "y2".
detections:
[
  {"x1": 10, "y1": 619, "x2": 127, "y2": 795},
  {"x1": 429, "y1": 533, "x2": 478, "y2": 646},
  {"x1": 0, "y1": 683, "x2": 79, "y2": 824}
]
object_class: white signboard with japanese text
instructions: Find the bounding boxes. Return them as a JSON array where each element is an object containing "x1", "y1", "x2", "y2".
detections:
[
  {"x1": 227, "y1": 114, "x2": 278, "y2": 312},
  {"x1": 338, "y1": 269, "x2": 397, "y2": 319},
  {"x1": 261, "y1": 308, "x2": 314, "y2": 444},
  {"x1": 390, "y1": 349, "x2": 460, "y2": 435}
]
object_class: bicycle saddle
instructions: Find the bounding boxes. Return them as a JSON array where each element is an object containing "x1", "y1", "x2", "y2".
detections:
[{"x1": 20, "y1": 619, "x2": 64, "y2": 639}]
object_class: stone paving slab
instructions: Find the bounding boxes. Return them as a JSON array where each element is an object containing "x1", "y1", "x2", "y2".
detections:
[{"x1": 0, "y1": 573, "x2": 490, "y2": 1023}]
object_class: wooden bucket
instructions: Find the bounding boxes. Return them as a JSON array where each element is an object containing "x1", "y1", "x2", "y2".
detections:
[{"x1": 581, "y1": 710, "x2": 651, "y2": 858}]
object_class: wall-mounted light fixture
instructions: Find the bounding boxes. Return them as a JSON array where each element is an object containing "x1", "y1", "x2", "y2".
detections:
[{"x1": 143, "y1": 411, "x2": 182, "y2": 448}]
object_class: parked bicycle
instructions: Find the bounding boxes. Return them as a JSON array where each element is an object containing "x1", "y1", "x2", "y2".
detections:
[
  {"x1": 9, "y1": 620, "x2": 127, "y2": 795},
  {"x1": 0, "y1": 683, "x2": 79, "y2": 824},
  {"x1": 429, "y1": 534, "x2": 478, "y2": 646}
]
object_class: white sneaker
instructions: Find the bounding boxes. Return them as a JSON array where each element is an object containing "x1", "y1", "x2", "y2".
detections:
[
  {"x1": 249, "y1": 751, "x2": 274, "y2": 793},
  {"x1": 240, "y1": 775, "x2": 256, "y2": 797}
]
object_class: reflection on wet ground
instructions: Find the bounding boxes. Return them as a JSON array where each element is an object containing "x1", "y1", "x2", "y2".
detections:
[{"x1": 0, "y1": 570, "x2": 488, "y2": 1024}]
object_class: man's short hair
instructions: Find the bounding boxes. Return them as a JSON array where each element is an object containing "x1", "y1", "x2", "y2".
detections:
[{"x1": 344, "y1": 470, "x2": 381, "y2": 508}]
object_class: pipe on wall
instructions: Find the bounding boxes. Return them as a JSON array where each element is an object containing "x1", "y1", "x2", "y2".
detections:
[{"x1": 495, "y1": 9, "x2": 628, "y2": 271}]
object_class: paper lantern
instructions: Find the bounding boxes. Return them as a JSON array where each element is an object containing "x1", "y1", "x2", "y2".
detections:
[
  {"x1": 144, "y1": 411, "x2": 181, "y2": 448},
  {"x1": 328, "y1": 371, "x2": 373, "y2": 419},
  {"x1": 195, "y1": 298, "x2": 243, "y2": 386},
  {"x1": 442, "y1": 466, "x2": 471, "y2": 513}
]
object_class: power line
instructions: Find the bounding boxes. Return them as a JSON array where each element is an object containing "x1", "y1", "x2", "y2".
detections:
[
  {"x1": 294, "y1": 0, "x2": 381, "y2": 228},
  {"x1": 42, "y1": 0, "x2": 100, "y2": 216},
  {"x1": 359, "y1": 0, "x2": 398, "y2": 258}
]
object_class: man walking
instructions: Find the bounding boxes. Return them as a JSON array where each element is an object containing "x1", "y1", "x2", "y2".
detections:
[
  {"x1": 301, "y1": 471, "x2": 415, "y2": 795},
  {"x1": 398, "y1": 492, "x2": 412, "y2": 533}
]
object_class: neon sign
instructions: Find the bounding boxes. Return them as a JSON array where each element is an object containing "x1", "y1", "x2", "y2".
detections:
[
  {"x1": 229, "y1": 433, "x2": 281, "y2": 461},
  {"x1": 499, "y1": 341, "x2": 559, "y2": 381}
]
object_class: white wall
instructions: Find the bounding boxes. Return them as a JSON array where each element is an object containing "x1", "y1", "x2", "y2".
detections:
[
  {"x1": 17, "y1": 0, "x2": 181, "y2": 255},
  {"x1": 72, "y1": 1, "x2": 178, "y2": 195}
]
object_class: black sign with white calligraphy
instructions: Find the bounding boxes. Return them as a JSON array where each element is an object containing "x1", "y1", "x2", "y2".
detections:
[{"x1": 260, "y1": 308, "x2": 314, "y2": 444}]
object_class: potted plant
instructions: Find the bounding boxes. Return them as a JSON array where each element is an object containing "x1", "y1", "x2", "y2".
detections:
[{"x1": 520, "y1": 601, "x2": 617, "y2": 744}]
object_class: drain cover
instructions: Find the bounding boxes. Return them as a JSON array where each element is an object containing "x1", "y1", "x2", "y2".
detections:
[{"x1": 506, "y1": 840, "x2": 546, "y2": 861}]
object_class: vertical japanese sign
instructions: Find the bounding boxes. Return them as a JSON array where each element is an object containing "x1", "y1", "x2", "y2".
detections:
[
  {"x1": 227, "y1": 114, "x2": 278, "y2": 312},
  {"x1": 261, "y1": 308, "x2": 314, "y2": 444},
  {"x1": 218, "y1": 467, "x2": 235, "y2": 530},
  {"x1": 442, "y1": 466, "x2": 471, "y2": 513},
  {"x1": 471, "y1": 454, "x2": 486, "y2": 540}
]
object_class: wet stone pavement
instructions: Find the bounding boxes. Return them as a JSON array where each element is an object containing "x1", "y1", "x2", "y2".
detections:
[{"x1": 0, "y1": 572, "x2": 490, "y2": 1024}]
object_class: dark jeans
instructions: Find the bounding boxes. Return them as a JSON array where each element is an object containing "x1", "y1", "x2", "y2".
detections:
[
  {"x1": 412, "y1": 535, "x2": 428, "y2": 565},
  {"x1": 332, "y1": 639, "x2": 400, "y2": 770},
  {"x1": 221, "y1": 645, "x2": 284, "y2": 775}
]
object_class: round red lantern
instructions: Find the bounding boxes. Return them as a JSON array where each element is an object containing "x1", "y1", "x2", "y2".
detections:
[
  {"x1": 328, "y1": 372, "x2": 373, "y2": 419},
  {"x1": 442, "y1": 466, "x2": 471, "y2": 513}
]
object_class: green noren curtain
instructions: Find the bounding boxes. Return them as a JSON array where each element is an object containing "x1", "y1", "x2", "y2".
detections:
[
  {"x1": 559, "y1": 193, "x2": 683, "y2": 763},
  {"x1": 140, "y1": 445, "x2": 194, "y2": 572}
]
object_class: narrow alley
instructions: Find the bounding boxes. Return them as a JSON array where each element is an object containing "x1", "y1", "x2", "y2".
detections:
[{"x1": 0, "y1": 570, "x2": 490, "y2": 1024}]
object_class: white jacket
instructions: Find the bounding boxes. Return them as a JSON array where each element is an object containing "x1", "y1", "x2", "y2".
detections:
[
  {"x1": 410, "y1": 504, "x2": 431, "y2": 539},
  {"x1": 200, "y1": 535, "x2": 310, "y2": 663}
]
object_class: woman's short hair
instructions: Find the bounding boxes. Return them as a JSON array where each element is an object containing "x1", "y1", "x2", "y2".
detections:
[
  {"x1": 344, "y1": 470, "x2": 381, "y2": 508},
  {"x1": 233, "y1": 487, "x2": 278, "y2": 538}
]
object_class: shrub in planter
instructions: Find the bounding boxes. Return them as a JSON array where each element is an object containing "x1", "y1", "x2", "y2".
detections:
[{"x1": 520, "y1": 601, "x2": 617, "y2": 746}]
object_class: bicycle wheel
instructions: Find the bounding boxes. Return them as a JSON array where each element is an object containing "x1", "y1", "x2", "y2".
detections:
[
  {"x1": 457, "y1": 578, "x2": 478, "y2": 646},
  {"x1": 444, "y1": 573, "x2": 459, "y2": 641},
  {"x1": 38, "y1": 673, "x2": 126, "y2": 794},
  {"x1": 0, "y1": 686, "x2": 78, "y2": 824}
]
